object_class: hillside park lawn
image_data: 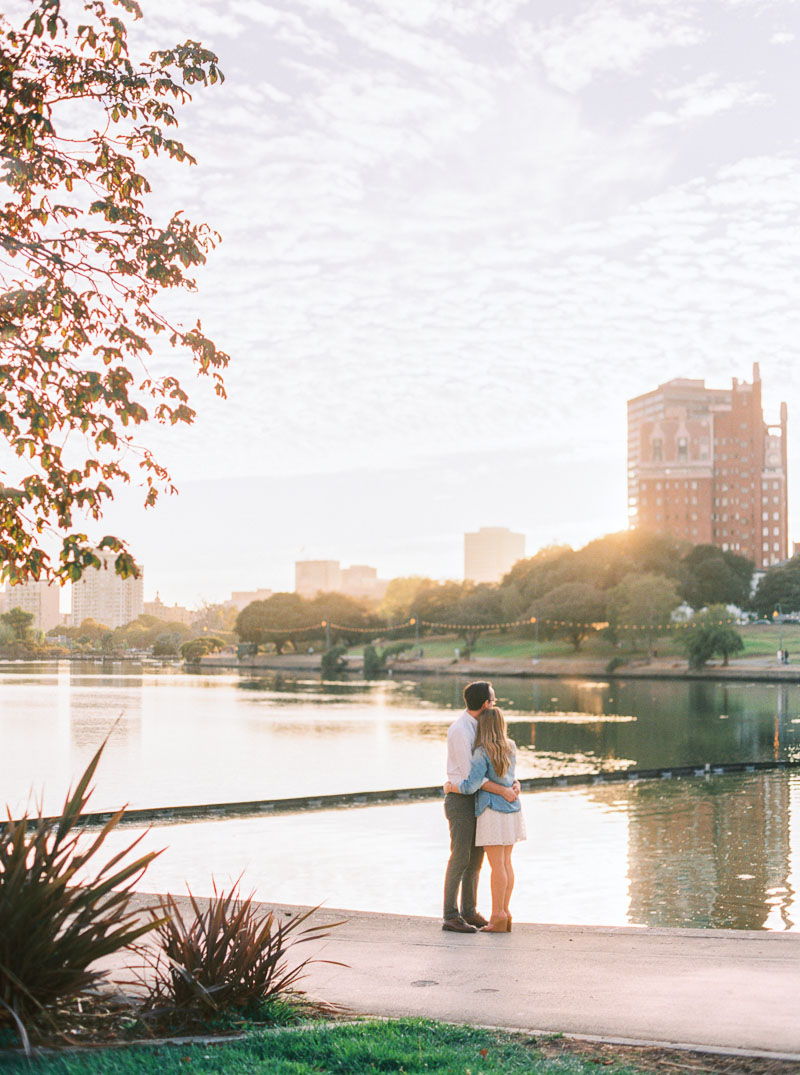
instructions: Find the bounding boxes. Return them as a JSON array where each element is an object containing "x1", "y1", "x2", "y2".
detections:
[
  {"x1": 350, "y1": 622, "x2": 800, "y2": 664},
  {"x1": 0, "y1": 1019, "x2": 770, "y2": 1075}
]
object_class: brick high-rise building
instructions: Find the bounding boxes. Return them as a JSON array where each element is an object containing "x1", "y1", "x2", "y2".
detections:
[{"x1": 627, "y1": 364, "x2": 788, "y2": 568}]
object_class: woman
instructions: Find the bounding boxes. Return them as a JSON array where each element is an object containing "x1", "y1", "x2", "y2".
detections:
[{"x1": 444, "y1": 706, "x2": 525, "y2": 933}]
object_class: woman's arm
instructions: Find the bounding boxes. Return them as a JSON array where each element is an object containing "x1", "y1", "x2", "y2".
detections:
[
  {"x1": 483, "y1": 777, "x2": 519, "y2": 802},
  {"x1": 445, "y1": 748, "x2": 520, "y2": 800},
  {"x1": 456, "y1": 750, "x2": 490, "y2": 796}
]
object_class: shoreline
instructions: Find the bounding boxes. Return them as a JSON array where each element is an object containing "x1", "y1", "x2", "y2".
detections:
[
  {"x1": 198, "y1": 651, "x2": 800, "y2": 683},
  {"x1": 5, "y1": 651, "x2": 800, "y2": 684},
  {"x1": 4, "y1": 649, "x2": 800, "y2": 683}
]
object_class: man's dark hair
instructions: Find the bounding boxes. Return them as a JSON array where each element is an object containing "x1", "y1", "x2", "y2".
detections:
[{"x1": 463, "y1": 680, "x2": 492, "y2": 711}]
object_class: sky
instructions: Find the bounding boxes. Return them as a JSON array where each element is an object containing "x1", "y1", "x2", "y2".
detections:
[{"x1": 8, "y1": 0, "x2": 800, "y2": 606}]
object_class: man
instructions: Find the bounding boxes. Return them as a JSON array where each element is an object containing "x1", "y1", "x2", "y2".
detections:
[{"x1": 442, "y1": 680, "x2": 520, "y2": 933}]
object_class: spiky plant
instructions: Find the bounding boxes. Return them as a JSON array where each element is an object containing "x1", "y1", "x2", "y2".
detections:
[
  {"x1": 142, "y1": 883, "x2": 344, "y2": 1024},
  {"x1": 0, "y1": 741, "x2": 163, "y2": 1048}
]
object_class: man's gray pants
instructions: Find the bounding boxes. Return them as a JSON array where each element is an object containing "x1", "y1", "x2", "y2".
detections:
[{"x1": 443, "y1": 792, "x2": 484, "y2": 920}]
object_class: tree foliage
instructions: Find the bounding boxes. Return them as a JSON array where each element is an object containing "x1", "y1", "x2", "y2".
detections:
[
  {"x1": 378, "y1": 576, "x2": 435, "y2": 621},
  {"x1": 503, "y1": 531, "x2": 687, "y2": 614},
  {"x1": 412, "y1": 580, "x2": 472, "y2": 625},
  {"x1": 447, "y1": 584, "x2": 506, "y2": 656},
  {"x1": 0, "y1": 606, "x2": 34, "y2": 640},
  {"x1": 180, "y1": 635, "x2": 224, "y2": 663},
  {"x1": 607, "y1": 572, "x2": 681, "y2": 657},
  {"x1": 308, "y1": 591, "x2": 375, "y2": 645},
  {"x1": 751, "y1": 556, "x2": 800, "y2": 617},
  {"x1": 114, "y1": 613, "x2": 191, "y2": 650},
  {"x1": 63, "y1": 616, "x2": 110, "y2": 644},
  {"x1": 0, "y1": 0, "x2": 228, "y2": 585},
  {"x1": 191, "y1": 603, "x2": 238, "y2": 633},
  {"x1": 55, "y1": 612, "x2": 193, "y2": 651},
  {"x1": 531, "y1": 582, "x2": 606, "y2": 651},
  {"x1": 680, "y1": 545, "x2": 753, "y2": 610},
  {"x1": 152, "y1": 631, "x2": 182, "y2": 656},
  {"x1": 235, "y1": 593, "x2": 310, "y2": 654}
]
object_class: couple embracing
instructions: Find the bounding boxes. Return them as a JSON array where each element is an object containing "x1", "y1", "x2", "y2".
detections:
[{"x1": 442, "y1": 680, "x2": 526, "y2": 934}]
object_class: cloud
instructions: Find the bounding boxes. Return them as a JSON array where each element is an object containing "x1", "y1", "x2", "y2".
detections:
[
  {"x1": 645, "y1": 74, "x2": 770, "y2": 125},
  {"x1": 516, "y1": 3, "x2": 704, "y2": 93},
  {"x1": 108, "y1": 0, "x2": 800, "y2": 494},
  {"x1": 5, "y1": 0, "x2": 800, "y2": 594}
]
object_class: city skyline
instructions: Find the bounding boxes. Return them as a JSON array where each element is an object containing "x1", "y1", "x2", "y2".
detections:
[{"x1": 99, "y1": 367, "x2": 792, "y2": 608}]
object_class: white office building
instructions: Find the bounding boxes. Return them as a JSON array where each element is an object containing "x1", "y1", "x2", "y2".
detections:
[
  {"x1": 295, "y1": 560, "x2": 342, "y2": 597},
  {"x1": 1, "y1": 579, "x2": 61, "y2": 633},
  {"x1": 464, "y1": 527, "x2": 526, "y2": 584},
  {"x1": 70, "y1": 550, "x2": 144, "y2": 628},
  {"x1": 225, "y1": 588, "x2": 273, "y2": 612}
]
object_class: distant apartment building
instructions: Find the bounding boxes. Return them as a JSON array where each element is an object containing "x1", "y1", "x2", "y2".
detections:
[
  {"x1": 464, "y1": 527, "x2": 526, "y2": 584},
  {"x1": 295, "y1": 560, "x2": 387, "y2": 601},
  {"x1": 340, "y1": 564, "x2": 388, "y2": 601},
  {"x1": 70, "y1": 550, "x2": 144, "y2": 628},
  {"x1": 143, "y1": 594, "x2": 193, "y2": 625},
  {"x1": 1, "y1": 579, "x2": 61, "y2": 633},
  {"x1": 225, "y1": 588, "x2": 273, "y2": 612},
  {"x1": 627, "y1": 364, "x2": 788, "y2": 569},
  {"x1": 295, "y1": 560, "x2": 342, "y2": 598}
]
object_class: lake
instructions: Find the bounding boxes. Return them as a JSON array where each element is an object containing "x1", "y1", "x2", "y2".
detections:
[{"x1": 2, "y1": 662, "x2": 798, "y2": 931}]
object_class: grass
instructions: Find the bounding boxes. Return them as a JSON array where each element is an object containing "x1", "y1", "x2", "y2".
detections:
[
  {"x1": 0, "y1": 1018, "x2": 648, "y2": 1074},
  {"x1": 351, "y1": 624, "x2": 800, "y2": 664}
]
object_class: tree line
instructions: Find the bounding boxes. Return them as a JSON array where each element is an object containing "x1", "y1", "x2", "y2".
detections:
[
  {"x1": 234, "y1": 531, "x2": 797, "y2": 666},
  {"x1": 5, "y1": 529, "x2": 798, "y2": 666},
  {"x1": 0, "y1": 604, "x2": 239, "y2": 659}
]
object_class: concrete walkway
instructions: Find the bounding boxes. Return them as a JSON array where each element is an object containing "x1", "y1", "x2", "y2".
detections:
[{"x1": 121, "y1": 897, "x2": 800, "y2": 1058}]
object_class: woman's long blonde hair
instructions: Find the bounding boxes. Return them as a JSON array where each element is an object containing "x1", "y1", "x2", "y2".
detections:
[{"x1": 475, "y1": 706, "x2": 513, "y2": 777}]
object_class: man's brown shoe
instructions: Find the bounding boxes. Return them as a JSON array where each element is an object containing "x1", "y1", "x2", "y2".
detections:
[
  {"x1": 462, "y1": 912, "x2": 489, "y2": 928},
  {"x1": 442, "y1": 916, "x2": 478, "y2": 933}
]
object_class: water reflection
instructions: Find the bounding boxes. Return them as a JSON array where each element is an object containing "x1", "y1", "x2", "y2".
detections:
[
  {"x1": 3, "y1": 662, "x2": 800, "y2": 816},
  {"x1": 104, "y1": 771, "x2": 798, "y2": 933},
  {"x1": 602, "y1": 774, "x2": 795, "y2": 931}
]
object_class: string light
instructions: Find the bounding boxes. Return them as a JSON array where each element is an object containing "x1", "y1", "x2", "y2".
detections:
[{"x1": 241, "y1": 615, "x2": 737, "y2": 635}]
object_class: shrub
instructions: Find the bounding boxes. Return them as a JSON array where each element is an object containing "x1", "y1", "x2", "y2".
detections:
[
  {"x1": 320, "y1": 644, "x2": 347, "y2": 678},
  {"x1": 681, "y1": 604, "x2": 745, "y2": 669},
  {"x1": 363, "y1": 643, "x2": 384, "y2": 678},
  {"x1": 152, "y1": 631, "x2": 181, "y2": 656},
  {"x1": 363, "y1": 641, "x2": 412, "y2": 678},
  {"x1": 181, "y1": 636, "x2": 225, "y2": 663},
  {"x1": 382, "y1": 641, "x2": 412, "y2": 660},
  {"x1": 141, "y1": 884, "x2": 344, "y2": 1025},
  {"x1": 0, "y1": 743, "x2": 163, "y2": 1049}
]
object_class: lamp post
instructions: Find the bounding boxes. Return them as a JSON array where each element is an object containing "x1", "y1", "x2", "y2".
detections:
[
  {"x1": 411, "y1": 616, "x2": 420, "y2": 658},
  {"x1": 530, "y1": 616, "x2": 539, "y2": 663},
  {"x1": 774, "y1": 604, "x2": 784, "y2": 660}
]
